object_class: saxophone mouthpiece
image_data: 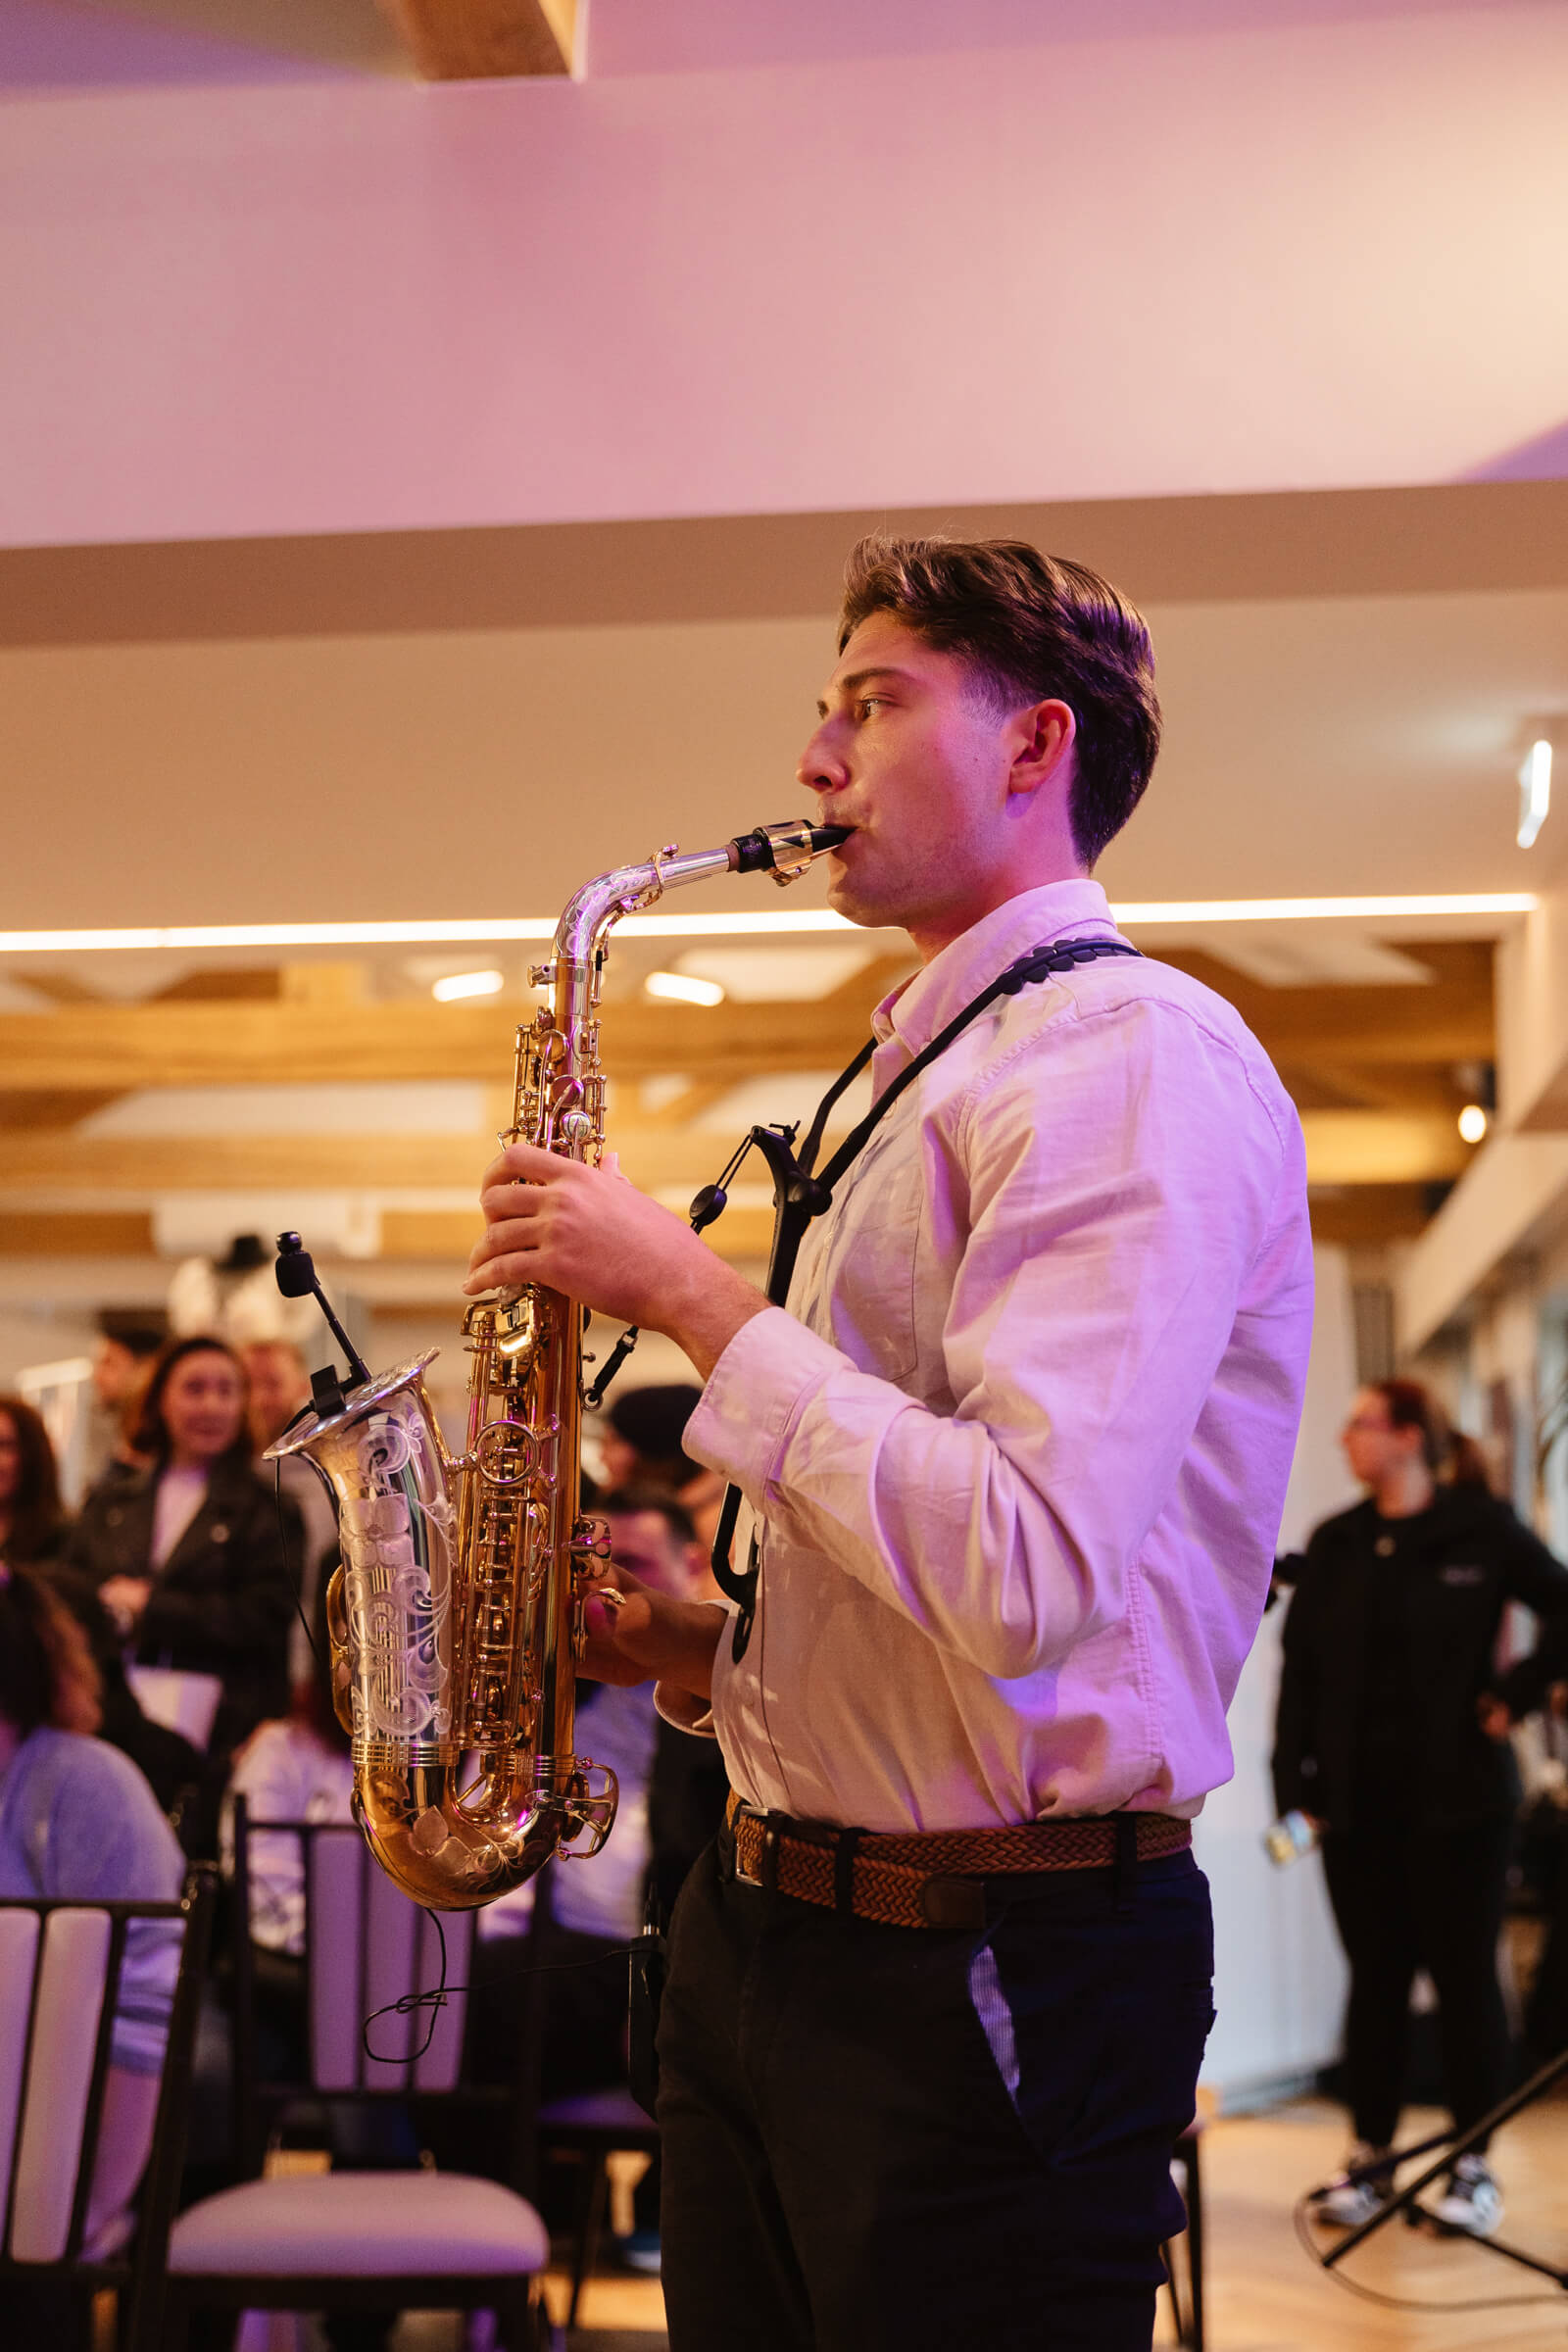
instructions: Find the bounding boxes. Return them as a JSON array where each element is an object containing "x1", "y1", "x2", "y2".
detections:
[{"x1": 728, "y1": 819, "x2": 851, "y2": 886}]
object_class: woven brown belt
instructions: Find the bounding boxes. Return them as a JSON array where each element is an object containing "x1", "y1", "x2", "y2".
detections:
[{"x1": 724, "y1": 1793, "x2": 1193, "y2": 1932}]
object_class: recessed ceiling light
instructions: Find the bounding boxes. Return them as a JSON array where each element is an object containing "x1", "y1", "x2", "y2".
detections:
[
  {"x1": 431, "y1": 969, "x2": 505, "y2": 1003},
  {"x1": 1456, "y1": 1103, "x2": 1489, "y2": 1145},
  {"x1": 1517, "y1": 739, "x2": 1552, "y2": 851},
  {"x1": 645, "y1": 970, "x2": 725, "y2": 1007}
]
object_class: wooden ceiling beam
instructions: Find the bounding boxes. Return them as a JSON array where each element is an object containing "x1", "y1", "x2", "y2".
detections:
[
  {"x1": 0, "y1": 1000, "x2": 872, "y2": 1090},
  {"x1": 0, "y1": 1128, "x2": 747, "y2": 1199},
  {"x1": 1308, "y1": 1185, "x2": 1432, "y2": 1244},
  {"x1": 379, "y1": 0, "x2": 574, "y2": 79},
  {"x1": 0, "y1": 974, "x2": 1495, "y2": 1094},
  {"x1": 378, "y1": 1205, "x2": 775, "y2": 1267},
  {"x1": 0, "y1": 1110, "x2": 1473, "y2": 1201},
  {"x1": 0, "y1": 1211, "x2": 155, "y2": 1255}
]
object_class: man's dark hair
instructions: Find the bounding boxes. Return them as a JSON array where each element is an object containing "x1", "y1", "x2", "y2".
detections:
[
  {"x1": 838, "y1": 535, "x2": 1161, "y2": 867},
  {"x1": 605, "y1": 1485, "x2": 699, "y2": 1549},
  {"x1": 606, "y1": 1382, "x2": 703, "y2": 1485},
  {"x1": 98, "y1": 1313, "x2": 168, "y2": 1359}
]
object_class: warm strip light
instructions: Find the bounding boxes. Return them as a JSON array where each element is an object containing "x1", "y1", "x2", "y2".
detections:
[
  {"x1": 1109, "y1": 893, "x2": 1539, "y2": 924},
  {"x1": 0, "y1": 893, "x2": 1538, "y2": 956},
  {"x1": 645, "y1": 970, "x2": 726, "y2": 1006},
  {"x1": 431, "y1": 968, "x2": 505, "y2": 1003}
]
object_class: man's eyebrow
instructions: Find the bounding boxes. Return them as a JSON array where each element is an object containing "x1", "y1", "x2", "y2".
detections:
[{"x1": 815, "y1": 665, "x2": 915, "y2": 717}]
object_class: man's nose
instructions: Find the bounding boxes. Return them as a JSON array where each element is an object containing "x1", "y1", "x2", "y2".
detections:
[{"x1": 796, "y1": 720, "x2": 847, "y2": 797}]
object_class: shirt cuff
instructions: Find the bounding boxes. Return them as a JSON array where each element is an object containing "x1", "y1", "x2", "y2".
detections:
[
  {"x1": 651, "y1": 1599, "x2": 731, "y2": 1739},
  {"x1": 683, "y1": 1304, "x2": 843, "y2": 1499},
  {"x1": 653, "y1": 1682, "x2": 718, "y2": 1738}
]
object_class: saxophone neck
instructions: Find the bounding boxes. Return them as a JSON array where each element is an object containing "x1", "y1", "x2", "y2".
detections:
[{"x1": 549, "y1": 819, "x2": 850, "y2": 973}]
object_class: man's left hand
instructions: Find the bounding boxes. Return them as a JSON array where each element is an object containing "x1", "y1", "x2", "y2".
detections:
[{"x1": 464, "y1": 1141, "x2": 770, "y2": 1381}]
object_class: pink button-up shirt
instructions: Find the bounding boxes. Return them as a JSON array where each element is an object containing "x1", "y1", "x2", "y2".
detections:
[{"x1": 681, "y1": 878, "x2": 1313, "y2": 1833}]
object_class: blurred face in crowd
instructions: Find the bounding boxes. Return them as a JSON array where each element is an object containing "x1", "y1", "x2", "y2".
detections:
[
  {"x1": 0, "y1": 1408, "x2": 20, "y2": 1510},
  {"x1": 92, "y1": 1337, "x2": 142, "y2": 1408},
  {"x1": 163, "y1": 1348, "x2": 248, "y2": 1470},
  {"x1": 1341, "y1": 1387, "x2": 1422, "y2": 1492},
  {"x1": 599, "y1": 1431, "x2": 639, "y2": 1492},
  {"x1": 241, "y1": 1341, "x2": 310, "y2": 1449},
  {"x1": 607, "y1": 1506, "x2": 705, "y2": 1601}
]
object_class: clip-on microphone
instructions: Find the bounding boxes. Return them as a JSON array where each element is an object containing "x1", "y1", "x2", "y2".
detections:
[{"x1": 273, "y1": 1231, "x2": 372, "y2": 1421}]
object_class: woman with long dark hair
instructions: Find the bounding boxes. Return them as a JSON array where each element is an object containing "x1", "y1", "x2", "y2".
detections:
[
  {"x1": 0, "y1": 1394, "x2": 67, "y2": 1567},
  {"x1": 1274, "y1": 1377, "x2": 1568, "y2": 2234},
  {"x1": 64, "y1": 1337, "x2": 299, "y2": 1811}
]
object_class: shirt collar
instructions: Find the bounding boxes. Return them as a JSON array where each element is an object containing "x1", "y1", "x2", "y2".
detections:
[{"x1": 869, "y1": 879, "x2": 1125, "y2": 1059}]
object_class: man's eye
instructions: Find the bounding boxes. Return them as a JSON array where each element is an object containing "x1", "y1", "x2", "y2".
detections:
[{"x1": 857, "y1": 697, "x2": 885, "y2": 717}]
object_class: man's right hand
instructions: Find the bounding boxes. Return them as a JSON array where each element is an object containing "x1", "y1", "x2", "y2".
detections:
[{"x1": 580, "y1": 1565, "x2": 724, "y2": 1703}]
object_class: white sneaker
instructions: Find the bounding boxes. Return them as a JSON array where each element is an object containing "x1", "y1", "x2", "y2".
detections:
[
  {"x1": 1428, "y1": 2153, "x2": 1503, "y2": 2235},
  {"x1": 1311, "y1": 2143, "x2": 1394, "y2": 2228}
]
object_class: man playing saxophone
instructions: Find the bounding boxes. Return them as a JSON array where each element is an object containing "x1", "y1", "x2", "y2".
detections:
[{"x1": 466, "y1": 537, "x2": 1313, "y2": 2352}]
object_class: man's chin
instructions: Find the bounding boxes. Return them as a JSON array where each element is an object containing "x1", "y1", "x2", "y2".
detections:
[{"x1": 826, "y1": 873, "x2": 900, "y2": 933}]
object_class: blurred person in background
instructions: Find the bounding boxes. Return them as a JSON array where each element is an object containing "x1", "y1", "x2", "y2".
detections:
[
  {"x1": 0, "y1": 1392, "x2": 68, "y2": 1567},
  {"x1": 599, "y1": 1383, "x2": 727, "y2": 1561},
  {"x1": 240, "y1": 1336, "x2": 340, "y2": 1693},
  {"x1": 546, "y1": 1490, "x2": 726, "y2": 2030},
  {"x1": 0, "y1": 1562, "x2": 185, "y2": 2350},
  {"x1": 1274, "y1": 1376, "x2": 1568, "y2": 2236},
  {"x1": 64, "y1": 1336, "x2": 298, "y2": 1844},
  {"x1": 84, "y1": 1314, "x2": 166, "y2": 1488},
  {"x1": 0, "y1": 1400, "x2": 203, "y2": 1829},
  {"x1": 43, "y1": 1564, "x2": 205, "y2": 1837}
]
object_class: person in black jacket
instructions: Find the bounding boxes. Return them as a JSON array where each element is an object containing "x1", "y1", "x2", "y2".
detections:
[
  {"x1": 1273, "y1": 1376, "x2": 1568, "y2": 2236},
  {"x1": 64, "y1": 1336, "x2": 299, "y2": 1850}
]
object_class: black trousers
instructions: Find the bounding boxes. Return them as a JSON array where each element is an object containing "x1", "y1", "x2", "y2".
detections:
[
  {"x1": 656, "y1": 1832, "x2": 1214, "y2": 2352},
  {"x1": 1320, "y1": 1816, "x2": 1513, "y2": 2151}
]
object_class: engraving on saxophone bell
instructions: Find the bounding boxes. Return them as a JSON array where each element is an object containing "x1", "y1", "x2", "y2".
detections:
[{"x1": 265, "y1": 817, "x2": 847, "y2": 1909}]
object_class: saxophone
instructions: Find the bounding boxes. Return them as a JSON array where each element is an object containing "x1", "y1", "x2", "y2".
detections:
[{"x1": 266, "y1": 819, "x2": 847, "y2": 1910}]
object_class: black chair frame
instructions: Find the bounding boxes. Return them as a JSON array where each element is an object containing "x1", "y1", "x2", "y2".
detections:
[{"x1": 0, "y1": 1873, "x2": 217, "y2": 2352}]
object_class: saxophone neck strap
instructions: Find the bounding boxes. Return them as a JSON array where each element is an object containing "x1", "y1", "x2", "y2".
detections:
[{"x1": 711, "y1": 933, "x2": 1141, "y2": 1651}]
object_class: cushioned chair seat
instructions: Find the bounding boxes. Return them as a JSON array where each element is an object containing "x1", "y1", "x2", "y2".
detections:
[
  {"x1": 536, "y1": 2083, "x2": 656, "y2": 2132},
  {"x1": 169, "y1": 2172, "x2": 549, "y2": 2276}
]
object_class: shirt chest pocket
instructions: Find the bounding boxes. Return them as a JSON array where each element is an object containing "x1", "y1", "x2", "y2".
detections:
[{"x1": 811, "y1": 1126, "x2": 924, "y2": 1385}]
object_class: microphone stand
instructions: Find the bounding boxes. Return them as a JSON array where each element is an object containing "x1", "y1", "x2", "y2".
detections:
[{"x1": 1311, "y1": 2042, "x2": 1568, "y2": 2288}]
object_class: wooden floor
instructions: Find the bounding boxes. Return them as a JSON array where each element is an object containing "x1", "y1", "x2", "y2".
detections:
[
  {"x1": 564, "y1": 2091, "x2": 1568, "y2": 2348},
  {"x1": 245, "y1": 2091, "x2": 1568, "y2": 2348},
  {"x1": 1159, "y1": 2093, "x2": 1568, "y2": 2352}
]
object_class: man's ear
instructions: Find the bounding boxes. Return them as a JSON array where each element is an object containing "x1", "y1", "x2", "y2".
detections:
[{"x1": 1005, "y1": 698, "x2": 1076, "y2": 800}]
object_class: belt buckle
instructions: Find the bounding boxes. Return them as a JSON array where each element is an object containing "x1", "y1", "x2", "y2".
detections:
[{"x1": 731, "y1": 1802, "x2": 775, "y2": 1891}]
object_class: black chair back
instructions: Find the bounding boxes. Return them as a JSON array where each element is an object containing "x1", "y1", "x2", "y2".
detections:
[{"x1": 0, "y1": 1874, "x2": 216, "y2": 2350}]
